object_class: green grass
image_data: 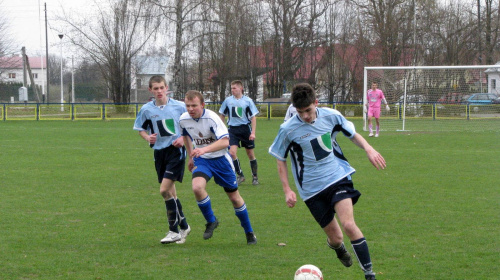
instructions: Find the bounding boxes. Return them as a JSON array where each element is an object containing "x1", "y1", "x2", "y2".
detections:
[{"x1": 0, "y1": 119, "x2": 499, "y2": 280}]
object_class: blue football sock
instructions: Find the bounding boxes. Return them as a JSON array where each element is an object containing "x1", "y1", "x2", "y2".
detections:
[
  {"x1": 234, "y1": 203, "x2": 253, "y2": 233},
  {"x1": 197, "y1": 195, "x2": 216, "y2": 223}
]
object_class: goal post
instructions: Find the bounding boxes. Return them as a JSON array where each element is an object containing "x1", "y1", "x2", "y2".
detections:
[{"x1": 363, "y1": 65, "x2": 500, "y2": 132}]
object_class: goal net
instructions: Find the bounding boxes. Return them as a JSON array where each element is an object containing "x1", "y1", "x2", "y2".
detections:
[{"x1": 363, "y1": 65, "x2": 500, "y2": 132}]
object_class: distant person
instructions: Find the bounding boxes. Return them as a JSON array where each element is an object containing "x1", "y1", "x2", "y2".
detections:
[
  {"x1": 179, "y1": 90, "x2": 257, "y2": 245},
  {"x1": 133, "y1": 75, "x2": 191, "y2": 244},
  {"x1": 219, "y1": 80, "x2": 260, "y2": 185},
  {"x1": 284, "y1": 103, "x2": 297, "y2": 122},
  {"x1": 269, "y1": 83, "x2": 386, "y2": 280},
  {"x1": 365, "y1": 82, "x2": 390, "y2": 137}
]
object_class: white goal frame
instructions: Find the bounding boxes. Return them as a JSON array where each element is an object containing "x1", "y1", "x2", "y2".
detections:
[{"x1": 363, "y1": 65, "x2": 500, "y2": 132}]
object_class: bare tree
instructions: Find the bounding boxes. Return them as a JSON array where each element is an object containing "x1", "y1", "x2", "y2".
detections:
[
  {"x1": 482, "y1": 0, "x2": 500, "y2": 64},
  {"x1": 58, "y1": 0, "x2": 161, "y2": 104}
]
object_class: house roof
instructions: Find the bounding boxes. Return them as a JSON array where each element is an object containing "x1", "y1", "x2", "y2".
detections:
[
  {"x1": 134, "y1": 55, "x2": 169, "y2": 75},
  {"x1": 485, "y1": 61, "x2": 500, "y2": 73},
  {"x1": 0, "y1": 56, "x2": 47, "y2": 69}
]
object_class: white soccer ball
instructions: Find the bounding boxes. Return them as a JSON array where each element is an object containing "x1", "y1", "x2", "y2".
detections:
[{"x1": 294, "y1": 264, "x2": 323, "y2": 280}]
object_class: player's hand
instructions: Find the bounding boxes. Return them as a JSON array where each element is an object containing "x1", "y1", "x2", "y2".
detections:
[
  {"x1": 385, "y1": 105, "x2": 390, "y2": 112},
  {"x1": 191, "y1": 148, "x2": 205, "y2": 158},
  {"x1": 249, "y1": 133, "x2": 256, "y2": 141},
  {"x1": 172, "y1": 137, "x2": 184, "y2": 148},
  {"x1": 148, "y1": 133, "x2": 157, "y2": 144},
  {"x1": 366, "y1": 148, "x2": 386, "y2": 170},
  {"x1": 285, "y1": 190, "x2": 297, "y2": 208},
  {"x1": 188, "y1": 159, "x2": 195, "y2": 172}
]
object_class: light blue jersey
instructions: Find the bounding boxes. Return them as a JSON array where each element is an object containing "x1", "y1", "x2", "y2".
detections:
[
  {"x1": 219, "y1": 95, "x2": 259, "y2": 126},
  {"x1": 268, "y1": 107, "x2": 357, "y2": 201},
  {"x1": 133, "y1": 98, "x2": 186, "y2": 150}
]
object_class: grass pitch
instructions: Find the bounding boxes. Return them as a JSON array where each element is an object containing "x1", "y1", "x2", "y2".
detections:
[{"x1": 0, "y1": 119, "x2": 499, "y2": 279}]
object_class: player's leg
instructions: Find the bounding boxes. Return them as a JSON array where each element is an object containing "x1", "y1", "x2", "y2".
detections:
[
  {"x1": 367, "y1": 111, "x2": 374, "y2": 136},
  {"x1": 335, "y1": 199, "x2": 376, "y2": 279},
  {"x1": 245, "y1": 148, "x2": 259, "y2": 185},
  {"x1": 229, "y1": 128, "x2": 245, "y2": 183},
  {"x1": 159, "y1": 179, "x2": 182, "y2": 243},
  {"x1": 226, "y1": 190, "x2": 256, "y2": 244},
  {"x1": 323, "y1": 217, "x2": 353, "y2": 267},
  {"x1": 374, "y1": 110, "x2": 381, "y2": 137},
  {"x1": 192, "y1": 172, "x2": 219, "y2": 240}
]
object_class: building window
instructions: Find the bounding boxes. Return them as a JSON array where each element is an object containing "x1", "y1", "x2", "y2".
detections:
[
  {"x1": 32, "y1": 73, "x2": 38, "y2": 79},
  {"x1": 492, "y1": 79, "x2": 496, "y2": 90},
  {"x1": 8, "y1": 73, "x2": 16, "y2": 79},
  {"x1": 136, "y1": 78, "x2": 142, "y2": 88}
]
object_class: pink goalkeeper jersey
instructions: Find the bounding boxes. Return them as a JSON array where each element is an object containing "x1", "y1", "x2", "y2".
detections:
[{"x1": 367, "y1": 89, "x2": 385, "y2": 108}]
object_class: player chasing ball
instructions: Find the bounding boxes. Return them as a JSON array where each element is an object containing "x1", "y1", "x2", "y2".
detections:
[{"x1": 269, "y1": 83, "x2": 386, "y2": 280}]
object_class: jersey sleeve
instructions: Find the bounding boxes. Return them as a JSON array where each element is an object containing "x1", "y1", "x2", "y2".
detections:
[
  {"x1": 247, "y1": 99, "x2": 259, "y2": 118},
  {"x1": 268, "y1": 126, "x2": 290, "y2": 161},
  {"x1": 219, "y1": 99, "x2": 228, "y2": 116},
  {"x1": 133, "y1": 105, "x2": 149, "y2": 131},
  {"x1": 211, "y1": 112, "x2": 229, "y2": 139}
]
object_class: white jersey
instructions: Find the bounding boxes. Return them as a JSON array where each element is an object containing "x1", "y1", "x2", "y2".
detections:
[{"x1": 179, "y1": 108, "x2": 230, "y2": 159}]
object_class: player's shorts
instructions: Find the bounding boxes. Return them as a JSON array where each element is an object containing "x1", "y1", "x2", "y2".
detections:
[
  {"x1": 304, "y1": 177, "x2": 361, "y2": 228},
  {"x1": 192, "y1": 153, "x2": 238, "y2": 192},
  {"x1": 228, "y1": 125, "x2": 255, "y2": 149},
  {"x1": 154, "y1": 145, "x2": 186, "y2": 184},
  {"x1": 367, "y1": 107, "x2": 381, "y2": 118}
]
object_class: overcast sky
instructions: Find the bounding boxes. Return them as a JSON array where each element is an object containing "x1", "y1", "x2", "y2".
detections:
[{"x1": 2, "y1": 0, "x2": 95, "y2": 56}]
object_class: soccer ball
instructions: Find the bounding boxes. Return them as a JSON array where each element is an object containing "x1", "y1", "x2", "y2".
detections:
[{"x1": 294, "y1": 264, "x2": 323, "y2": 280}]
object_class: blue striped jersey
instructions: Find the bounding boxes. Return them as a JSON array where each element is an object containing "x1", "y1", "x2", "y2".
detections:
[
  {"x1": 133, "y1": 99, "x2": 186, "y2": 150},
  {"x1": 219, "y1": 95, "x2": 259, "y2": 126},
  {"x1": 268, "y1": 107, "x2": 357, "y2": 201}
]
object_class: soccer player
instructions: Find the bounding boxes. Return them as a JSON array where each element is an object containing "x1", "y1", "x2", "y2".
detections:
[
  {"x1": 219, "y1": 80, "x2": 260, "y2": 185},
  {"x1": 179, "y1": 90, "x2": 257, "y2": 245},
  {"x1": 269, "y1": 83, "x2": 386, "y2": 280},
  {"x1": 365, "y1": 82, "x2": 390, "y2": 137},
  {"x1": 133, "y1": 75, "x2": 191, "y2": 244}
]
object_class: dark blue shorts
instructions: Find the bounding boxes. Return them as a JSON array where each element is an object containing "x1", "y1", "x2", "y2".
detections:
[
  {"x1": 304, "y1": 177, "x2": 361, "y2": 228},
  {"x1": 228, "y1": 125, "x2": 255, "y2": 149},
  {"x1": 154, "y1": 145, "x2": 186, "y2": 183},
  {"x1": 192, "y1": 154, "x2": 238, "y2": 192}
]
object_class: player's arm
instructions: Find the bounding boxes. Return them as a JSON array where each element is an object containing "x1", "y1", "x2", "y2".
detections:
[
  {"x1": 219, "y1": 114, "x2": 226, "y2": 124},
  {"x1": 350, "y1": 133, "x2": 386, "y2": 170},
  {"x1": 381, "y1": 97, "x2": 390, "y2": 111},
  {"x1": 139, "y1": 130, "x2": 156, "y2": 145},
  {"x1": 191, "y1": 136, "x2": 230, "y2": 158},
  {"x1": 276, "y1": 159, "x2": 297, "y2": 208},
  {"x1": 183, "y1": 135, "x2": 195, "y2": 171},
  {"x1": 249, "y1": 116, "x2": 257, "y2": 140}
]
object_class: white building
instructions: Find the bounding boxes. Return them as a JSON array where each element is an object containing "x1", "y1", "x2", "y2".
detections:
[
  {"x1": 485, "y1": 61, "x2": 500, "y2": 95},
  {"x1": 0, "y1": 56, "x2": 47, "y2": 88}
]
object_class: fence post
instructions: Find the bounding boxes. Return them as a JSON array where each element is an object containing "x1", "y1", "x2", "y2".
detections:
[
  {"x1": 267, "y1": 102, "x2": 271, "y2": 120},
  {"x1": 102, "y1": 103, "x2": 106, "y2": 120}
]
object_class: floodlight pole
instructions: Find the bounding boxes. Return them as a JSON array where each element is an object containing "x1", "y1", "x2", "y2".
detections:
[{"x1": 59, "y1": 34, "x2": 64, "y2": 111}]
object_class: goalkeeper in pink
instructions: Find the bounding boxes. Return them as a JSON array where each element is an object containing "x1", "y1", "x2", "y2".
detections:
[{"x1": 365, "y1": 82, "x2": 389, "y2": 137}]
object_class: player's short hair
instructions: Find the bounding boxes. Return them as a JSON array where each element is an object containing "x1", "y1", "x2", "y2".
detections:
[
  {"x1": 292, "y1": 83, "x2": 316, "y2": 109},
  {"x1": 230, "y1": 80, "x2": 243, "y2": 87},
  {"x1": 149, "y1": 75, "x2": 167, "y2": 89},
  {"x1": 185, "y1": 90, "x2": 204, "y2": 104}
]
